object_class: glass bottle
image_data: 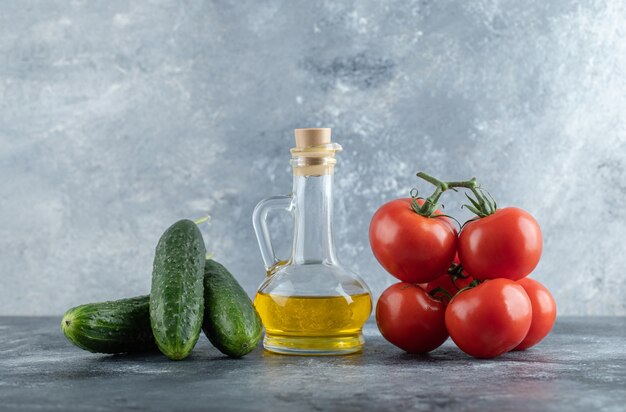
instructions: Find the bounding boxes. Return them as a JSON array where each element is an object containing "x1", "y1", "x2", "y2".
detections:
[{"x1": 252, "y1": 128, "x2": 372, "y2": 355}]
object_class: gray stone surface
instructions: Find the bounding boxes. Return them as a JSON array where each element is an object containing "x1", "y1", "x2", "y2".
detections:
[
  {"x1": 1, "y1": 1, "x2": 626, "y2": 315},
  {"x1": 1, "y1": 317, "x2": 625, "y2": 411}
]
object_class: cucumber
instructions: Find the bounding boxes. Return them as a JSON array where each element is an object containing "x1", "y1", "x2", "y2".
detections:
[
  {"x1": 150, "y1": 219, "x2": 206, "y2": 360},
  {"x1": 61, "y1": 296, "x2": 156, "y2": 354},
  {"x1": 202, "y1": 259, "x2": 263, "y2": 357},
  {"x1": 61, "y1": 258, "x2": 260, "y2": 357}
]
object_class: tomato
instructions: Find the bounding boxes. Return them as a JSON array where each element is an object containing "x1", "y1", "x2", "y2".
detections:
[
  {"x1": 514, "y1": 278, "x2": 557, "y2": 350},
  {"x1": 370, "y1": 198, "x2": 457, "y2": 283},
  {"x1": 458, "y1": 207, "x2": 542, "y2": 280},
  {"x1": 376, "y1": 282, "x2": 448, "y2": 353},
  {"x1": 421, "y1": 255, "x2": 474, "y2": 301},
  {"x1": 445, "y1": 279, "x2": 532, "y2": 358}
]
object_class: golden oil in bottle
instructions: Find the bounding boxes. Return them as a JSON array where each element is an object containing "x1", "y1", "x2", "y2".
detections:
[
  {"x1": 252, "y1": 129, "x2": 373, "y2": 355},
  {"x1": 254, "y1": 292, "x2": 372, "y2": 354}
]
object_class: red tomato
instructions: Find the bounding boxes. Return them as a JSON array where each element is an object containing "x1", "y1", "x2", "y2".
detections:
[
  {"x1": 376, "y1": 282, "x2": 448, "y2": 353},
  {"x1": 445, "y1": 279, "x2": 532, "y2": 358},
  {"x1": 421, "y1": 255, "x2": 474, "y2": 301},
  {"x1": 514, "y1": 278, "x2": 557, "y2": 350},
  {"x1": 370, "y1": 198, "x2": 457, "y2": 283},
  {"x1": 458, "y1": 207, "x2": 542, "y2": 280}
]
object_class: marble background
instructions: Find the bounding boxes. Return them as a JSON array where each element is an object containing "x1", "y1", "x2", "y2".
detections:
[{"x1": 1, "y1": 0, "x2": 624, "y2": 315}]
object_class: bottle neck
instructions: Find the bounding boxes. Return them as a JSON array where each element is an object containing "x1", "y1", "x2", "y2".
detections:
[{"x1": 291, "y1": 174, "x2": 337, "y2": 265}]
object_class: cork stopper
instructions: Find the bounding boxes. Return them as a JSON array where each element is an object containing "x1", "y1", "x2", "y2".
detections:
[
  {"x1": 295, "y1": 128, "x2": 332, "y2": 149},
  {"x1": 290, "y1": 128, "x2": 342, "y2": 176}
]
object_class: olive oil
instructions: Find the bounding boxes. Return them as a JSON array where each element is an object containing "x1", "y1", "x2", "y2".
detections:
[
  {"x1": 252, "y1": 129, "x2": 373, "y2": 355},
  {"x1": 254, "y1": 292, "x2": 372, "y2": 354}
]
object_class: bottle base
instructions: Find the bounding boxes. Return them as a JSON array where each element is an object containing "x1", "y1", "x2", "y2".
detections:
[{"x1": 263, "y1": 332, "x2": 365, "y2": 356}]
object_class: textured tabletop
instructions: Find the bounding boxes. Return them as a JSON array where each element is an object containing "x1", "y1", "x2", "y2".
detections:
[{"x1": 1, "y1": 317, "x2": 625, "y2": 411}]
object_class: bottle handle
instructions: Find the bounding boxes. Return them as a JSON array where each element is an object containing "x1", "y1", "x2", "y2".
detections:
[{"x1": 252, "y1": 195, "x2": 294, "y2": 274}]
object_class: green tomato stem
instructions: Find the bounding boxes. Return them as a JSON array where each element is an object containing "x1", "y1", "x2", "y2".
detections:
[
  {"x1": 412, "y1": 172, "x2": 481, "y2": 218},
  {"x1": 450, "y1": 279, "x2": 483, "y2": 303},
  {"x1": 428, "y1": 286, "x2": 453, "y2": 301}
]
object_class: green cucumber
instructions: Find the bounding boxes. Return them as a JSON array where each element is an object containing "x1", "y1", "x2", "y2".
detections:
[
  {"x1": 202, "y1": 259, "x2": 263, "y2": 357},
  {"x1": 150, "y1": 219, "x2": 206, "y2": 360},
  {"x1": 61, "y1": 296, "x2": 156, "y2": 354}
]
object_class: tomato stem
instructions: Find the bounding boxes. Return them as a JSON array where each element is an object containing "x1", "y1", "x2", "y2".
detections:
[
  {"x1": 446, "y1": 262, "x2": 469, "y2": 290},
  {"x1": 451, "y1": 279, "x2": 483, "y2": 302},
  {"x1": 447, "y1": 262, "x2": 468, "y2": 279},
  {"x1": 429, "y1": 286, "x2": 453, "y2": 301},
  {"x1": 412, "y1": 172, "x2": 480, "y2": 218},
  {"x1": 412, "y1": 172, "x2": 499, "y2": 219}
]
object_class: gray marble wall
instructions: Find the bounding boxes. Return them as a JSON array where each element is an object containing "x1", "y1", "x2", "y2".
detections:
[{"x1": 1, "y1": 1, "x2": 624, "y2": 315}]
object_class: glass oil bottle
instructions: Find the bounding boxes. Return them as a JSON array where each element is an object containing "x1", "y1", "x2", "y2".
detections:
[{"x1": 252, "y1": 128, "x2": 372, "y2": 355}]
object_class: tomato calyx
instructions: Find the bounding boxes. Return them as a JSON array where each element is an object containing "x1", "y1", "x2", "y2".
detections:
[
  {"x1": 447, "y1": 262, "x2": 470, "y2": 290},
  {"x1": 411, "y1": 172, "x2": 479, "y2": 220},
  {"x1": 462, "y1": 185, "x2": 498, "y2": 218}
]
